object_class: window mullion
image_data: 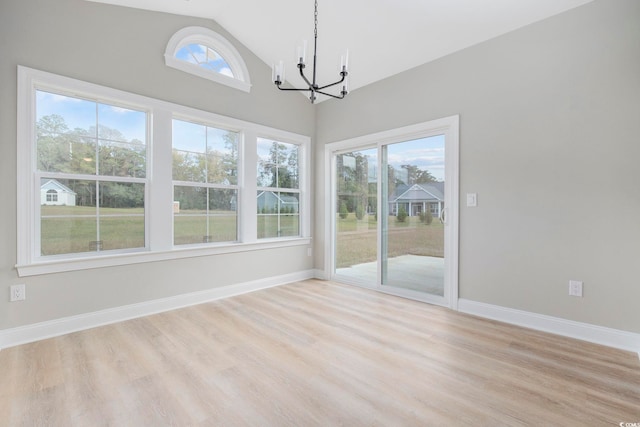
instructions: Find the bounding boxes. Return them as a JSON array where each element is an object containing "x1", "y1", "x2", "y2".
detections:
[
  {"x1": 149, "y1": 108, "x2": 174, "y2": 252},
  {"x1": 241, "y1": 130, "x2": 258, "y2": 243}
]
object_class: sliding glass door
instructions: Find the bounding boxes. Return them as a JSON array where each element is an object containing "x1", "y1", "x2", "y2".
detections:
[
  {"x1": 381, "y1": 136, "x2": 445, "y2": 298},
  {"x1": 334, "y1": 148, "x2": 378, "y2": 286},
  {"x1": 329, "y1": 117, "x2": 458, "y2": 307}
]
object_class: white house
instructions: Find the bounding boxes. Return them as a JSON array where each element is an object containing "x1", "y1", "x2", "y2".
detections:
[
  {"x1": 40, "y1": 179, "x2": 76, "y2": 206},
  {"x1": 389, "y1": 182, "x2": 444, "y2": 217}
]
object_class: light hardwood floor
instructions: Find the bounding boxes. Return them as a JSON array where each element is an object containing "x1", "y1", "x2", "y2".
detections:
[{"x1": 1, "y1": 279, "x2": 638, "y2": 426}]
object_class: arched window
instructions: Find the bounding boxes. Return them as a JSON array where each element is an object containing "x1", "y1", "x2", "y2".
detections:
[{"x1": 165, "y1": 27, "x2": 251, "y2": 93}]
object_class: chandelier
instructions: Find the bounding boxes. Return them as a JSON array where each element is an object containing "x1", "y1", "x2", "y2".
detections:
[{"x1": 272, "y1": 0, "x2": 349, "y2": 104}]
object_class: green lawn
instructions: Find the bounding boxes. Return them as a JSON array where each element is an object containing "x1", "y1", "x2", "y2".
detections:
[
  {"x1": 335, "y1": 213, "x2": 444, "y2": 268},
  {"x1": 40, "y1": 206, "x2": 299, "y2": 255},
  {"x1": 174, "y1": 213, "x2": 237, "y2": 245},
  {"x1": 41, "y1": 207, "x2": 430, "y2": 261},
  {"x1": 41, "y1": 206, "x2": 145, "y2": 255},
  {"x1": 257, "y1": 214, "x2": 299, "y2": 239}
]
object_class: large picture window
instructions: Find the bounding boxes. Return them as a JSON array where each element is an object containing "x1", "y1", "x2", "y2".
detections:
[
  {"x1": 36, "y1": 90, "x2": 147, "y2": 256},
  {"x1": 17, "y1": 66, "x2": 310, "y2": 276}
]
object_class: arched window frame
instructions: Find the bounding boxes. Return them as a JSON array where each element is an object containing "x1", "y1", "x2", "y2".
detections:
[{"x1": 165, "y1": 26, "x2": 251, "y2": 93}]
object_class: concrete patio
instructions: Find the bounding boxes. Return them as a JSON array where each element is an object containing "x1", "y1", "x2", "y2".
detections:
[{"x1": 335, "y1": 254, "x2": 444, "y2": 296}]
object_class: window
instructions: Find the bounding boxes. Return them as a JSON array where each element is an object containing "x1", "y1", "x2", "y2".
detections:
[
  {"x1": 46, "y1": 189, "x2": 58, "y2": 203},
  {"x1": 165, "y1": 27, "x2": 251, "y2": 93},
  {"x1": 172, "y1": 119, "x2": 239, "y2": 245},
  {"x1": 17, "y1": 66, "x2": 309, "y2": 276},
  {"x1": 35, "y1": 90, "x2": 147, "y2": 256},
  {"x1": 175, "y1": 44, "x2": 234, "y2": 77},
  {"x1": 257, "y1": 138, "x2": 300, "y2": 238}
]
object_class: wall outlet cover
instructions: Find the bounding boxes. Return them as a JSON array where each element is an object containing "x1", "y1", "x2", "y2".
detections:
[
  {"x1": 569, "y1": 280, "x2": 583, "y2": 297},
  {"x1": 10, "y1": 284, "x2": 26, "y2": 302}
]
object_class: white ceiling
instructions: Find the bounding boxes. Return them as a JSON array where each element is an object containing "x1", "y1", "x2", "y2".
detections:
[{"x1": 87, "y1": 0, "x2": 593, "y2": 101}]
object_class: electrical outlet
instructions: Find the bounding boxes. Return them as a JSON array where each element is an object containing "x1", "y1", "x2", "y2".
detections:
[
  {"x1": 10, "y1": 284, "x2": 26, "y2": 302},
  {"x1": 568, "y1": 280, "x2": 583, "y2": 297}
]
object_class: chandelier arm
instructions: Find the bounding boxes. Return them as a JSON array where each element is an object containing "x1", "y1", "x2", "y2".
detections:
[
  {"x1": 276, "y1": 85, "x2": 313, "y2": 92},
  {"x1": 316, "y1": 90, "x2": 345, "y2": 99},
  {"x1": 298, "y1": 65, "x2": 315, "y2": 89},
  {"x1": 316, "y1": 75, "x2": 346, "y2": 91}
]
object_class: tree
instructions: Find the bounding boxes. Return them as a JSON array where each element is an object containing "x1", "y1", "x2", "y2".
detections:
[
  {"x1": 419, "y1": 210, "x2": 433, "y2": 225},
  {"x1": 37, "y1": 114, "x2": 74, "y2": 172},
  {"x1": 387, "y1": 164, "x2": 398, "y2": 200},
  {"x1": 425, "y1": 209, "x2": 433, "y2": 224},
  {"x1": 396, "y1": 206, "x2": 408, "y2": 223},
  {"x1": 94, "y1": 124, "x2": 145, "y2": 178},
  {"x1": 258, "y1": 141, "x2": 298, "y2": 189},
  {"x1": 36, "y1": 114, "x2": 147, "y2": 208},
  {"x1": 337, "y1": 152, "x2": 370, "y2": 217},
  {"x1": 286, "y1": 145, "x2": 299, "y2": 188},
  {"x1": 339, "y1": 200, "x2": 348, "y2": 219},
  {"x1": 206, "y1": 131, "x2": 238, "y2": 186},
  {"x1": 401, "y1": 164, "x2": 437, "y2": 185},
  {"x1": 37, "y1": 114, "x2": 69, "y2": 136}
]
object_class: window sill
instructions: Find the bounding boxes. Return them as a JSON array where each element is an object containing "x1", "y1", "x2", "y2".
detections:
[{"x1": 16, "y1": 237, "x2": 311, "y2": 277}]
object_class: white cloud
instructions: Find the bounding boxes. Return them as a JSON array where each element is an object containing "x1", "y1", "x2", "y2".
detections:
[
  {"x1": 41, "y1": 92, "x2": 83, "y2": 104},
  {"x1": 219, "y1": 67, "x2": 234, "y2": 77},
  {"x1": 109, "y1": 106, "x2": 132, "y2": 114}
]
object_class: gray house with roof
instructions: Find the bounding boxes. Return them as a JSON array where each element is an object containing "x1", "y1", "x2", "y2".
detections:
[
  {"x1": 389, "y1": 182, "x2": 444, "y2": 217},
  {"x1": 257, "y1": 191, "x2": 299, "y2": 213}
]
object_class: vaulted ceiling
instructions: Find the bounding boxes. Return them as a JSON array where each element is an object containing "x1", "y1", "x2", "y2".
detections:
[{"x1": 87, "y1": 0, "x2": 593, "y2": 98}]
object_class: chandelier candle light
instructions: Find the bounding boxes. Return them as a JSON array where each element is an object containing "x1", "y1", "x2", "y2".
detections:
[{"x1": 272, "y1": 0, "x2": 349, "y2": 103}]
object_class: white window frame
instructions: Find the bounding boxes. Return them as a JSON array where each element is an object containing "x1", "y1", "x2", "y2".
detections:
[
  {"x1": 17, "y1": 66, "x2": 309, "y2": 277},
  {"x1": 171, "y1": 116, "x2": 242, "y2": 246},
  {"x1": 164, "y1": 26, "x2": 251, "y2": 93},
  {"x1": 256, "y1": 138, "x2": 303, "y2": 239}
]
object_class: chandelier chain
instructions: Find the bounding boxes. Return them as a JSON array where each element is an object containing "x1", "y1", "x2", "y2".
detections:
[{"x1": 314, "y1": 0, "x2": 318, "y2": 38}]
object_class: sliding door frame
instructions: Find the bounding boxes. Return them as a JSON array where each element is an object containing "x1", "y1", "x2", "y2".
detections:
[{"x1": 324, "y1": 115, "x2": 459, "y2": 309}]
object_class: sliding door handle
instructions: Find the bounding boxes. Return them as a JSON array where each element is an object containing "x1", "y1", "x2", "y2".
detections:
[{"x1": 439, "y1": 207, "x2": 448, "y2": 225}]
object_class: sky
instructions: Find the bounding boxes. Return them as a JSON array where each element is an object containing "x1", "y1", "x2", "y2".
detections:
[
  {"x1": 36, "y1": 90, "x2": 146, "y2": 142},
  {"x1": 175, "y1": 43, "x2": 234, "y2": 78},
  {"x1": 36, "y1": 90, "x2": 238, "y2": 153},
  {"x1": 387, "y1": 135, "x2": 445, "y2": 182},
  {"x1": 347, "y1": 135, "x2": 446, "y2": 182},
  {"x1": 172, "y1": 119, "x2": 236, "y2": 154}
]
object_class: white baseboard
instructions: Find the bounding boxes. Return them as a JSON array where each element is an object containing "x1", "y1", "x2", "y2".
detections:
[
  {"x1": 0, "y1": 270, "x2": 315, "y2": 350},
  {"x1": 313, "y1": 268, "x2": 328, "y2": 280},
  {"x1": 458, "y1": 298, "x2": 640, "y2": 358}
]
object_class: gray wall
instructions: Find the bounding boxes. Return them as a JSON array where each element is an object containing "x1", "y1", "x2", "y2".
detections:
[
  {"x1": 316, "y1": 0, "x2": 640, "y2": 333},
  {"x1": 2, "y1": 0, "x2": 638, "y2": 337},
  {"x1": 0, "y1": 0, "x2": 315, "y2": 329}
]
